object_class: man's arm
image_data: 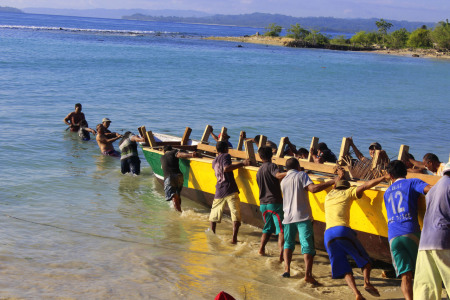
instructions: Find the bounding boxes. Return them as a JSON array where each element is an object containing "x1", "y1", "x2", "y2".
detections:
[
  {"x1": 306, "y1": 169, "x2": 344, "y2": 193},
  {"x1": 210, "y1": 128, "x2": 219, "y2": 142},
  {"x1": 355, "y1": 173, "x2": 390, "y2": 198},
  {"x1": 63, "y1": 112, "x2": 73, "y2": 126},
  {"x1": 99, "y1": 134, "x2": 122, "y2": 143},
  {"x1": 223, "y1": 159, "x2": 250, "y2": 172},
  {"x1": 423, "y1": 184, "x2": 432, "y2": 194},
  {"x1": 176, "y1": 151, "x2": 197, "y2": 159},
  {"x1": 408, "y1": 157, "x2": 425, "y2": 169},
  {"x1": 86, "y1": 127, "x2": 96, "y2": 135},
  {"x1": 348, "y1": 137, "x2": 365, "y2": 161},
  {"x1": 276, "y1": 172, "x2": 287, "y2": 180},
  {"x1": 131, "y1": 135, "x2": 145, "y2": 143}
]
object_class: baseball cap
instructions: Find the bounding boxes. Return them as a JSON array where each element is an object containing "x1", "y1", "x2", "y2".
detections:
[
  {"x1": 369, "y1": 142, "x2": 382, "y2": 150},
  {"x1": 102, "y1": 118, "x2": 111, "y2": 123}
]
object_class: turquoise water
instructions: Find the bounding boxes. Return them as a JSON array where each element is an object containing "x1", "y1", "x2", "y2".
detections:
[{"x1": 0, "y1": 12, "x2": 449, "y2": 299}]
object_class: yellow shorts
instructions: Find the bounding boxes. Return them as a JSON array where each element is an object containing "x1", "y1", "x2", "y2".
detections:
[
  {"x1": 413, "y1": 249, "x2": 450, "y2": 300},
  {"x1": 209, "y1": 192, "x2": 241, "y2": 223}
]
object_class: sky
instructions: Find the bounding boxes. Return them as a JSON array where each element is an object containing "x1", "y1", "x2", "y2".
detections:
[{"x1": 2, "y1": 0, "x2": 449, "y2": 22}]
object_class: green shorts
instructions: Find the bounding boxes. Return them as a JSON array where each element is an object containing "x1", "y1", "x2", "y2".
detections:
[
  {"x1": 389, "y1": 232, "x2": 420, "y2": 277},
  {"x1": 283, "y1": 219, "x2": 316, "y2": 255},
  {"x1": 260, "y1": 203, "x2": 284, "y2": 235}
]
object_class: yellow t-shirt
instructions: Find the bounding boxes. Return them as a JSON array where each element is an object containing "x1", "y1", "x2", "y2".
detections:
[{"x1": 324, "y1": 186, "x2": 360, "y2": 230}]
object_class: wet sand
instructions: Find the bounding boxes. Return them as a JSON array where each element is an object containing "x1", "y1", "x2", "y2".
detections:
[{"x1": 205, "y1": 36, "x2": 450, "y2": 60}]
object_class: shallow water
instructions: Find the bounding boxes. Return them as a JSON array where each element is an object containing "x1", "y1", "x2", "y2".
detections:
[{"x1": 0, "y1": 12, "x2": 449, "y2": 300}]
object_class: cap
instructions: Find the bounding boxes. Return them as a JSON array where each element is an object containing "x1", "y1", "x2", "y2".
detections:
[
  {"x1": 443, "y1": 162, "x2": 450, "y2": 174},
  {"x1": 369, "y1": 142, "x2": 382, "y2": 150},
  {"x1": 102, "y1": 118, "x2": 111, "y2": 123},
  {"x1": 335, "y1": 180, "x2": 351, "y2": 190}
]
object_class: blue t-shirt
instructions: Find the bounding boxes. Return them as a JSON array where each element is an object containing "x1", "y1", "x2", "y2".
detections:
[{"x1": 383, "y1": 178, "x2": 428, "y2": 241}]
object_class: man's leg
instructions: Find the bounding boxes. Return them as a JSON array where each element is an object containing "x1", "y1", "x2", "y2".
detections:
[
  {"x1": 298, "y1": 220, "x2": 319, "y2": 285},
  {"x1": 232, "y1": 221, "x2": 241, "y2": 244},
  {"x1": 283, "y1": 248, "x2": 293, "y2": 276},
  {"x1": 172, "y1": 194, "x2": 181, "y2": 212},
  {"x1": 362, "y1": 263, "x2": 379, "y2": 296},
  {"x1": 303, "y1": 253, "x2": 320, "y2": 285},
  {"x1": 278, "y1": 232, "x2": 284, "y2": 262},
  {"x1": 344, "y1": 273, "x2": 365, "y2": 300},
  {"x1": 259, "y1": 233, "x2": 271, "y2": 256},
  {"x1": 210, "y1": 221, "x2": 217, "y2": 233},
  {"x1": 400, "y1": 271, "x2": 413, "y2": 300}
]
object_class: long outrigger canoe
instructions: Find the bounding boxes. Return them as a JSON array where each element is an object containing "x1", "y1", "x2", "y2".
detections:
[{"x1": 138, "y1": 125, "x2": 441, "y2": 263}]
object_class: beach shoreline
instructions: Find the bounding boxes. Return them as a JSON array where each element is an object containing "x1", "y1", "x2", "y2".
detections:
[{"x1": 205, "y1": 35, "x2": 450, "y2": 60}]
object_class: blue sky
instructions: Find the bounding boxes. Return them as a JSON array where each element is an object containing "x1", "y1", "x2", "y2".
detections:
[{"x1": 2, "y1": 0, "x2": 449, "y2": 22}]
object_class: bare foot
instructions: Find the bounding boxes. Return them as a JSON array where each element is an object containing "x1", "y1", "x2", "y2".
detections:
[
  {"x1": 356, "y1": 293, "x2": 366, "y2": 300},
  {"x1": 231, "y1": 239, "x2": 238, "y2": 244},
  {"x1": 259, "y1": 248, "x2": 266, "y2": 256},
  {"x1": 364, "y1": 284, "x2": 380, "y2": 297},
  {"x1": 305, "y1": 276, "x2": 322, "y2": 286}
]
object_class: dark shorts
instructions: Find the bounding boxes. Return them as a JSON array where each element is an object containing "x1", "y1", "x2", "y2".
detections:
[
  {"x1": 164, "y1": 173, "x2": 184, "y2": 201},
  {"x1": 324, "y1": 226, "x2": 371, "y2": 279},
  {"x1": 121, "y1": 156, "x2": 141, "y2": 175},
  {"x1": 102, "y1": 149, "x2": 120, "y2": 157}
]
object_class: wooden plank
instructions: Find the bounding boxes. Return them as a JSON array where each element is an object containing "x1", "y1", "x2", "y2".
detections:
[
  {"x1": 181, "y1": 127, "x2": 192, "y2": 146},
  {"x1": 197, "y1": 143, "x2": 248, "y2": 160},
  {"x1": 308, "y1": 137, "x2": 319, "y2": 162},
  {"x1": 272, "y1": 157, "x2": 345, "y2": 174},
  {"x1": 397, "y1": 145, "x2": 410, "y2": 162},
  {"x1": 201, "y1": 125, "x2": 213, "y2": 144},
  {"x1": 276, "y1": 137, "x2": 287, "y2": 158},
  {"x1": 372, "y1": 150, "x2": 381, "y2": 169},
  {"x1": 244, "y1": 140, "x2": 256, "y2": 165},
  {"x1": 219, "y1": 127, "x2": 227, "y2": 142},
  {"x1": 146, "y1": 131, "x2": 157, "y2": 148},
  {"x1": 138, "y1": 126, "x2": 149, "y2": 146},
  {"x1": 237, "y1": 131, "x2": 246, "y2": 151},
  {"x1": 258, "y1": 135, "x2": 267, "y2": 149},
  {"x1": 406, "y1": 172, "x2": 441, "y2": 185},
  {"x1": 338, "y1": 137, "x2": 351, "y2": 165}
]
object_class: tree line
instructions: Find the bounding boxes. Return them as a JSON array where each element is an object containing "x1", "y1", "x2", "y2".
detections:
[{"x1": 264, "y1": 19, "x2": 450, "y2": 51}]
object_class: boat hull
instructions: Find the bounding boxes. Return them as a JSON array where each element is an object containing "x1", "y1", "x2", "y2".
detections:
[{"x1": 142, "y1": 147, "x2": 425, "y2": 263}]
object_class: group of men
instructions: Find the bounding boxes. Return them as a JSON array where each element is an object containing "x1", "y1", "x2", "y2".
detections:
[
  {"x1": 64, "y1": 103, "x2": 144, "y2": 175},
  {"x1": 201, "y1": 139, "x2": 449, "y2": 300}
]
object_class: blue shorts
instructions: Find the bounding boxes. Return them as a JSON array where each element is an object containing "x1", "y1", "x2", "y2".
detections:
[
  {"x1": 260, "y1": 203, "x2": 284, "y2": 235},
  {"x1": 324, "y1": 226, "x2": 371, "y2": 279},
  {"x1": 164, "y1": 173, "x2": 184, "y2": 201},
  {"x1": 283, "y1": 219, "x2": 316, "y2": 255}
]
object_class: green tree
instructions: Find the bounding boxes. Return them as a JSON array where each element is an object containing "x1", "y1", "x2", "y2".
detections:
[
  {"x1": 376, "y1": 18, "x2": 393, "y2": 44},
  {"x1": 350, "y1": 31, "x2": 368, "y2": 47},
  {"x1": 431, "y1": 20, "x2": 450, "y2": 50},
  {"x1": 387, "y1": 28, "x2": 410, "y2": 49},
  {"x1": 304, "y1": 30, "x2": 330, "y2": 46},
  {"x1": 286, "y1": 23, "x2": 310, "y2": 40},
  {"x1": 331, "y1": 35, "x2": 349, "y2": 46},
  {"x1": 264, "y1": 23, "x2": 282, "y2": 37},
  {"x1": 408, "y1": 28, "x2": 433, "y2": 48}
]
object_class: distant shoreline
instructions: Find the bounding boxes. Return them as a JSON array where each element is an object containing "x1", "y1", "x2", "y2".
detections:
[{"x1": 205, "y1": 35, "x2": 450, "y2": 60}]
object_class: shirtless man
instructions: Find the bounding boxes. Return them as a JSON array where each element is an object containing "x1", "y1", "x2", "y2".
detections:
[
  {"x1": 96, "y1": 124, "x2": 122, "y2": 157},
  {"x1": 63, "y1": 103, "x2": 86, "y2": 132}
]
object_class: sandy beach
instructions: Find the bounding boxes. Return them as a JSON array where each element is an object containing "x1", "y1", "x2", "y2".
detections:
[{"x1": 205, "y1": 35, "x2": 450, "y2": 59}]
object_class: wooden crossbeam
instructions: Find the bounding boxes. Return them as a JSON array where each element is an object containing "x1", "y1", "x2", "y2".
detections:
[
  {"x1": 219, "y1": 127, "x2": 227, "y2": 142},
  {"x1": 372, "y1": 150, "x2": 381, "y2": 169},
  {"x1": 237, "y1": 131, "x2": 246, "y2": 150},
  {"x1": 201, "y1": 125, "x2": 213, "y2": 144},
  {"x1": 397, "y1": 145, "x2": 410, "y2": 162},
  {"x1": 258, "y1": 135, "x2": 267, "y2": 149},
  {"x1": 181, "y1": 127, "x2": 192, "y2": 146},
  {"x1": 146, "y1": 130, "x2": 157, "y2": 148},
  {"x1": 245, "y1": 140, "x2": 256, "y2": 165},
  {"x1": 308, "y1": 137, "x2": 319, "y2": 162},
  {"x1": 338, "y1": 137, "x2": 351, "y2": 165},
  {"x1": 138, "y1": 126, "x2": 149, "y2": 146},
  {"x1": 276, "y1": 137, "x2": 287, "y2": 158}
]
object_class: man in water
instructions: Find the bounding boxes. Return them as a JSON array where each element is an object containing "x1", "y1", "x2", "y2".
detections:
[
  {"x1": 409, "y1": 153, "x2": 446, "y2": 176},
  {"x1": 413, "y1": 162, "x2": 450, "y2": 299},
  {"x1": 63, "y1": 103, "x2": 86, "y2": 132},
  {"x1": 78, "y1": 120, "x2": 96, "y2": 141},
  {"x1": 256, "y1": 146, "x2": 286, "y2": 261},
  {"x1": 160, "y1": 145, "x2": 196, "y2": 212},
  {"x1": 280, "y1": 157, "x2": 341, "y2": 284},
  {"x1": 210, "y1": 127, "x2": 233, "y2": 148},
  {"x1": 209, "y1": 141, "x2": 250, "y2": 244},
  {"x1": 348, "y1": 138, "x2": 382, "y2": 161},
  {"x1": 119, "y1": 132, "x2": 145, "y2": 175},
  {"x1": 383, "y1": 160, "x2": 431, "y2": 300},
  {"x1": 102, "y1": 118, "x2": 115, "y2": 134},
  {"x1": 324, "y1": 171, "x2": 388, "y2": 300},
  {"x1": 95, "y1": 124, "x2": 122, "y2": 157},
  {"x1": 311, "y1": 142, "x2": 337, "y2": 163}
]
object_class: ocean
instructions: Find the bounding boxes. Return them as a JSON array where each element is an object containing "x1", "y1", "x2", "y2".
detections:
[{"x1": 0, "y1": 12, "x2": 449, "y2": 299}]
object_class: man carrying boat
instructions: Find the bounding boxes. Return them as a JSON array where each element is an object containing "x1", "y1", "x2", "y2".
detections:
[
  {"x1": 95, "y1": 124, "x2": 122, "y2": 157},
  {"x1": 413, "y1": 162, "x2": 450, "y2": 299},
  {"x1": 384, "y1": 160, "x2": 431, "y2": 300},
  {"x1": 210, "y1": 127, "x2": 233, "y2": 148},
  {"x1": 311, "y1": 142, "x2": 337, "y2": 163},
  {"x1": 119, "y1": 132, "x2": 145, "y2": 175},
  {"x1": 348, "y1": 138, "x2": 382, "y2": 161},
  {"x1": 280, "y1": 157, "x2": 341, "y2": 284},
  {"x1": 63, "y1": 103, "x2": 86, "y2": 132},
  {"x1": 160, "y1": 145, "x2": 196, "y2": 212},
  {"x1": 409, "y1": 153, "x2": 447, "y2": 176},
  {"x1": 323, "y1": 171, "x2": 389, "y2": 300},
  {"x1": 209, "y1": 141, "x2": 250, "y2": 244},
  {"x1": 256, "y1": 146, "x2": 286, "y2": 261}
]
